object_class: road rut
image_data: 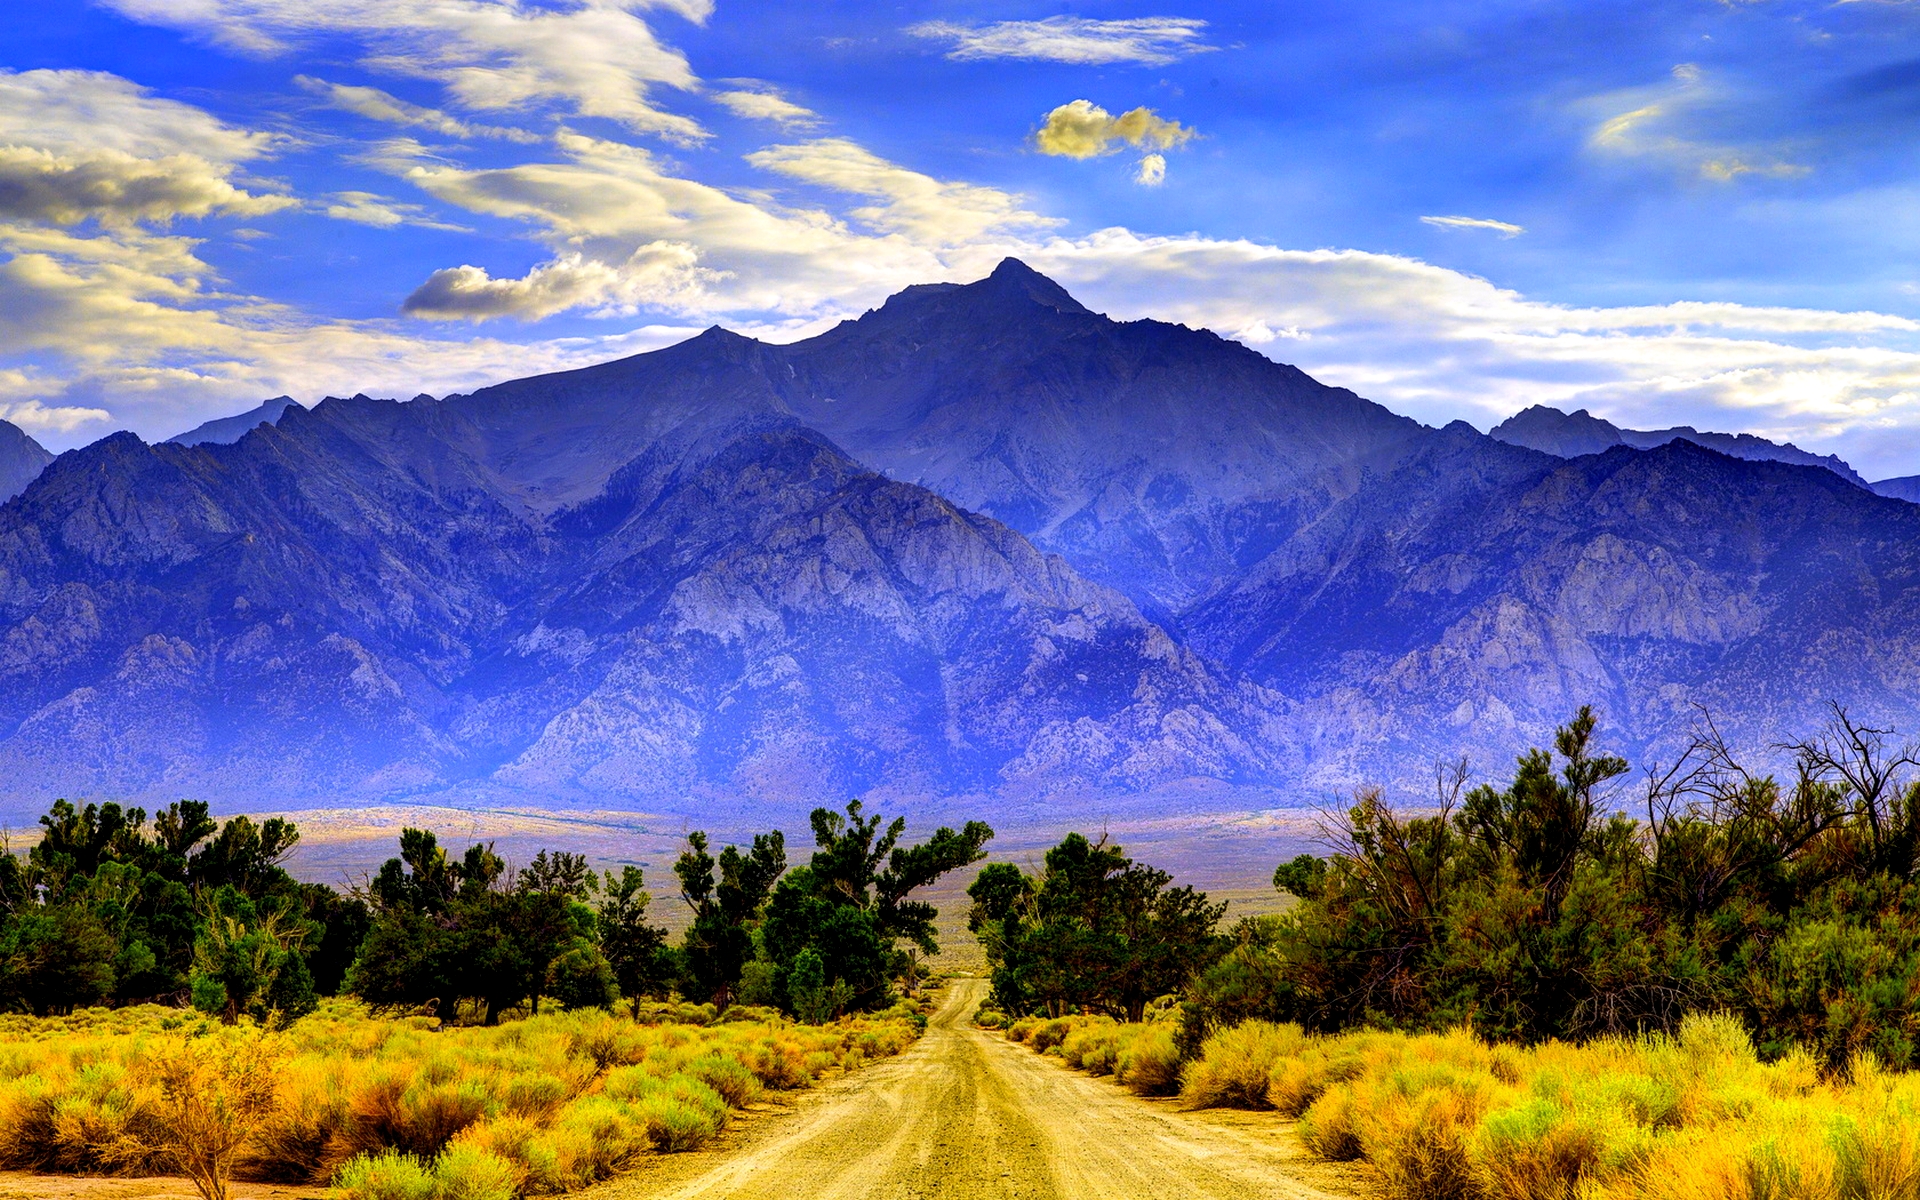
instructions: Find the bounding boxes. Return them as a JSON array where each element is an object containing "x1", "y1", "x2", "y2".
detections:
[{"x1": 592, "y1": 978, "x2": 1358, "y2": 1200}]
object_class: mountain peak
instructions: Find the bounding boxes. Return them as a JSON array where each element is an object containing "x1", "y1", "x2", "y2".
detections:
[{"x1": 978, "y1": 257, "x2": 1091, "y2": 316}]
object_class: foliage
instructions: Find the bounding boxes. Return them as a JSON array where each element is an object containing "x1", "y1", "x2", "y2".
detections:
[
  {"x1": 1194, "y1": 705, "x2": 1920, "y2": 1071},
  {"x1": 348, "y1": 834, "x2": 626, "y2": 1023},
  {"x1": 971, "y1": 832, "x2": 1226, "y2": 1022},
  {"x1": 674, "y1": 830, "x2": 785, "y2": 1007},
  {"x1": 759, "y1": 801, "x2": 992, "y2": 1018},
  {"x1": 130, "y1": 1028, "x2": 283, "y2": 1200},
  {"x1": 0, "y1": 800, "x2": 365, "y2": 1017}
]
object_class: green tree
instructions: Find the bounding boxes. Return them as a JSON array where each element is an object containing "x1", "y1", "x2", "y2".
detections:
[
  {"x1": 762, "y1": 801, "x2": 991, "y2": 1018},
  {"x1": 596, "y1": 866, "x2": 675, "y2": 1004},
  {"x1": 972, "y1": 832, "x2": 1224, "y2": 1022},
  {"x1": 676, "y1": 830, "x2": 786, "y2": 1007}
]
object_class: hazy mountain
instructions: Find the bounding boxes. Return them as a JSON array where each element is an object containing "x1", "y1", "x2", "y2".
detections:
[
  {"x1": 1188, "y1": 427, "x2": 1920, "y2": 787},
  {"x1": 0, "y1": 419, "x2": 52, "y2": 503},
  {"x1": 1874, "y1": 475, "x2": 1920, "y2": 504},
  {"x1": 1492, "y1": 404, "x2": 1868, "y2": 488},
  {"x1": 167, "y1": 396, "x2": 304, "y2": 446},
  {"x1": 4, "y1": 261, "x2": 1920, "y2": 817},
  {"x1": 0, "y1": 388, "x2": 1278, "y2": 816}
]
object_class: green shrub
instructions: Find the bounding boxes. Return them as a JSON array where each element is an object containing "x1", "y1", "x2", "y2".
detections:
[{"x1": 334, "y1": 1150, "x2": 436, "y2": 1200}]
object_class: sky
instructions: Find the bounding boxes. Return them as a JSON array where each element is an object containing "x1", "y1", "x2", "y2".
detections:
[{"x1": 3, "y1": 1, "x2": 1920, "y2": 478}]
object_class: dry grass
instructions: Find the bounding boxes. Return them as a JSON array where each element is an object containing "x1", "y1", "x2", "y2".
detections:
[
  {"x1": 1004, "y1": 1014, "x2": 1184, "y2": 1097},
  {"x1": 0, "y1": 998, "x2": 923, "y2": 1198},
  {"x1": 1017, "y1": 1009, "x2": 1920, "y2": 1200}
]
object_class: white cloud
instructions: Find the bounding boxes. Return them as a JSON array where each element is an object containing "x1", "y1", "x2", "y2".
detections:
[
  {"x1": 1135, "y1": 153, "x2": 1167, "y2": 187},
  {"x1": 908, "y1": 16, "x2": 1213, "y2": 66},
  {"x1": 0, "y1": 396, "x2": 111, "y2": 436},
  {"x1": 102, "y1": 0, "x2": 711, "y2": 142},
  {"x1": 296, "y1": 76, "x2": 542, "y2": 143},
  {"x1": 1421, "y1": 215, "x2": 1525, "y2": 237},
  {"x1": 714, "y1": 86, "x2": 820, "y2": 129},
  {"x1": 1034, "y1": 100, "x2": 1195, "y2": 160}
]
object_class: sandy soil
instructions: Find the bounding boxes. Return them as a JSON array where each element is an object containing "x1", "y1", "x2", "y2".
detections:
[
  {"x1": 585, "y1": 978, "x2": 1366, "y2": 1200},
  {"x1": 0, "y1": 1176, "x2": 323, "y2": 1200}
]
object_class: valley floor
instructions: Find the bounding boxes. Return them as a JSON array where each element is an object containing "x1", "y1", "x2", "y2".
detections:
[{"x1": 586, "y1": 978, "x2": 1364, "y2": 1200}]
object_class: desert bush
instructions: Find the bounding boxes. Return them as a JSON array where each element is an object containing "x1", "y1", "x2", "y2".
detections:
[
  {"x1": 1179, "y1": 1020, "x2": 1308, "y2": 1110},
  {"x1": 0, "y1": 995, "x2": 919, "y2": 1194}
]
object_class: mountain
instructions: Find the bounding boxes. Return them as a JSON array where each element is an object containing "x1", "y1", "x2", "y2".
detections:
[
  {"x1": 1187, "y1": 427, "x2": 1920, "y2": 787},
  {"x1": 1492, "y1": 404, "x2": 1868, "y2": 488},
  {"x1": 0, "y1": 419, "x2": 52, "y2": 503},
  {"x1": 5, "y1": 261, "x2": 1920, "y2": 818},
  {"x1": 0, "y1": 385, "x2": 1278, "y2": 816},
  {"x1": 442, "y1": 258, "x2": 1427, "y2": 615},
  {"x1": 1875, "y1": 475, "x2": 1920, "y2": 504},
  {"x1": 167, "y1": 396, "x2": 304, "y2": 446}
]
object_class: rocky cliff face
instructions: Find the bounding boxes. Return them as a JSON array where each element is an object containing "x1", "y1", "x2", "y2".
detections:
[
  {"x1": 0, "y1": 420, "x2": 52, "y2": 503},
  {"x1": 1493, "y1": 404, "x2": 1869, "y2": 488}
]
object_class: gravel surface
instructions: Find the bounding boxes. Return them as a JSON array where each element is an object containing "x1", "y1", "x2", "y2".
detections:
[{"x1": 591, "y1": 978, "x2": 1362, "y2": 1200}]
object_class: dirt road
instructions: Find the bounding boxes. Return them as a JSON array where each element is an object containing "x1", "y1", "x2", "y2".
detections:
[{"x1": 592, "y1": 979, "x2": 1359, "y2": 1200}]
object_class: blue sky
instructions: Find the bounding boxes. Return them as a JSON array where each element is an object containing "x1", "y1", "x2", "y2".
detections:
[{"x1": 4, "y1": 1, "x2": 1920, "y2": 477}]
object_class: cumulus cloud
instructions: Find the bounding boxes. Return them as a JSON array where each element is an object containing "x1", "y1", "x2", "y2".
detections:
[
  {"x1": 747, "y1": 138, "x2": 1057, "y2": 244},
  {"x1": 714, "y1": 86, "x2": 820, "y2": 128},
  {"x1": 1034, "y1": 100, "x2": 1196, "y2": 159},
  {"x1": 102, "y1": 0, "x2": 711, "y2": 142},
  {"x1": 1135, "y1": 153, "x2": 1167, "y2": 187},
  {"x1": 0, "y1": 395, "x2": 111, "y2": 436},
  {"x1": 908, "y1": 16, "x2": 1213, "y2": 66},
  {"x1": 297, "y1": 76, "x2": 542, "y2": 142},
  {"x1": 0, "y1": 70, "x2": 293, "y2": 226},
  {"x1": 1421, "y1": 215, "x2": 1525, "y2": 237},
  {"x1": 403, "y1": 243, "x2": 723, "y2": 321},
  {"x1": 0, "y1": 146, "x2": 294, "y2": 226},
  {"x1": 1589, "y1": 64, "x2": 1808, "y2": 183}
]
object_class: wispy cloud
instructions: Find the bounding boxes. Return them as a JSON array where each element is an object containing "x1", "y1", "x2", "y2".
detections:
[
  {"x1": 297, "y1": 76, "x2": 543, "y2": 143},
  {"x1": 102, "y1": 0, "x2": 711, "y2": 143},
  {"x1": 713, "y1": 85, "x2": 820, "y2": 129},
  {"x1": 907, "y1": 16, "x2": 1213, "y2": 66},
  {"x1": 1421, "y1": 215, "x2": 1525, "y2": 237},
  {"x1": 323, "y1": 191, "x2": 471, "y2": 232},
  {"x1": 1589, "y1": 64, "x2": 1809, "y2": 183}
]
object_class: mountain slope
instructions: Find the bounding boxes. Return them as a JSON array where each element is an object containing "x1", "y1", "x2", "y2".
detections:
[
  {"x1": 1493, "y1": 404, "x2": 1868, "y2": 488},
  {"x1": 1874, "y1": 475, "x2": 1920, "y2": 504},
  {"x1": 0, "y1": 419, "x2": 52, "y2": 503},
  {"x1": 0, "y1": 395, "x2": 1278, "y2": 814},
  {"x1": 439, "y1": 259, "x2": 1429, "y2": 614},
  {"x1": 167, "y1": 396, "x2": 304, "y2": 446},
  {"x1": 1188, "y1": 429, "x2": 1920, "y2": 784}
]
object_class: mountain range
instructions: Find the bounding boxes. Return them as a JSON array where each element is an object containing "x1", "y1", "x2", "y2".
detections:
[{"x1": 2, "y1": 259, "x2": 1918, "y2": 820}]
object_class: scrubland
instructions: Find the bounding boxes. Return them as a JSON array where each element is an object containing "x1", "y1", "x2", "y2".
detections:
[
  {"x1": 0, "y1": 997, "x2": 923, "y2": 1200},
  {"x1": 1005, "y1": 1008, "x2": 1920, "y2": 1200}
]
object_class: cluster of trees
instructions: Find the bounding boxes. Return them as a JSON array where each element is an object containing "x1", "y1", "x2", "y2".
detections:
[
  {"x1": 1195, "y1": 705, "x2": 1920, "y2": 1068},
  {"x1": 678, "y1": 802, "x2": 993, "y2": 1019},
  {"x1": 969, "y1": 832, "x2": 1227, "y2": 1023},
  {"x1": 0, "y1": 796, "x2": 989, "y2": 1026},
  {"x1": 0, "y1": 800, "x2": 365, "y2": 1020}
]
